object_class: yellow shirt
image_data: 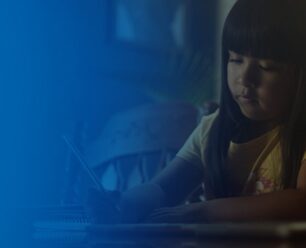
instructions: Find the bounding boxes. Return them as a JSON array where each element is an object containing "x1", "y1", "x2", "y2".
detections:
[{"x1": 176, "y1": 110, "x2": 286, "y2": 196}]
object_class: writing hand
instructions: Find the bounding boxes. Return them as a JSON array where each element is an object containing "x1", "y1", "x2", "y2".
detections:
[
  {"x1": 86, "y1": 187, "x2": 121, "y2": 224},
  {"x1": 145, "y1": 202, "x2": 206, "y2": 223}
]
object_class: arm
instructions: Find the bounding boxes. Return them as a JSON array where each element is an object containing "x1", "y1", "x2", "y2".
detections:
[
  {"x1": 151, "y1": 156, "x2": 204, "y2": 206},
  {"x1": 119, "y1": 156, "x2": 203, "y2": 222},
  {"x1": 204, "y1": 159, "x2": 306, "y2": 222},
  {"x1": 147, "y1": 160, "x2": 306, "y2": 223},
  {"x1": 202, "y1": 189, "x2": 306, "y2": 222}
]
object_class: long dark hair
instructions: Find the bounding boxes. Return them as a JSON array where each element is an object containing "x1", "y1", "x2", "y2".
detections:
[{"x1": 204, "y1": 0, "x2": 306, "y2": 198}]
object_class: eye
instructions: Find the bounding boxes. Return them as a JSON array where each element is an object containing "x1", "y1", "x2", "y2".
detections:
[
  {"x1": 258, "y1": 63, "x2": 280, "y2": 72},
  {"x1": 258, "y1": 59, "x2": 282, "y2": 72},
  {"x1": 229, "y1": 58, "x2": 243, "y2": 63},
  {"x1": 228, "y1": 51, "x2": 244, "y2": 64}
]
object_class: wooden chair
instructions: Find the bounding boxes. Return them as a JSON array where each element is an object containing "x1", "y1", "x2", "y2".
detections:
[{"x1": 84, "y1": 102, "x2": 199, "y2": 192}]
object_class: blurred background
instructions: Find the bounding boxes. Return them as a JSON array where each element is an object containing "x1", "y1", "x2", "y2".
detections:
[{"x1": 0, "y1": 0, "x2": 236, "y2": 211}]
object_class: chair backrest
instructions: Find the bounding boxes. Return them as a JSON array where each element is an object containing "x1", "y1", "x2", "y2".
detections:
[{"x1": 84, "y1": 102, "x2": 199, "y2": 191}]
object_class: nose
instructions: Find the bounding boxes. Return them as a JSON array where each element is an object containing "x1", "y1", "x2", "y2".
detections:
[{"x1": 237, "y1": 63, "x2": 257, "y2": 88}]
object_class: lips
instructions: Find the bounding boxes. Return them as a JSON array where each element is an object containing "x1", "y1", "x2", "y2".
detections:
[
  {"x1": 241, "y1": 94, "x2": 255, "y2": 99},
  {"x1": 239, "y1": 95, "x2": 257, "y2": 103}
]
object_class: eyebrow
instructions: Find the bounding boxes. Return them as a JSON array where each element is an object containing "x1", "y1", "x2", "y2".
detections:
[
  {"x1": 228, "y1": 50, "x2": 283, "y2": 64},
  {"x1": 228, "y1": 51, "x2": 244, "y2": 58}
]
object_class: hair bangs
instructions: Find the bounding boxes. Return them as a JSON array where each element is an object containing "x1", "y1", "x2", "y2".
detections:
[{"x1": 222, "y1": 0, "x2": 295, "y2": 63}]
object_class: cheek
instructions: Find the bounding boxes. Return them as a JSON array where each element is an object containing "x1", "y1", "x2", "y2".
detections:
[
  {"x1": 258, "y1": 83, "x2": 292, "y2": 111},
  {"x1": 227, "y1": 67, "x2": 236, "y2": 95}
]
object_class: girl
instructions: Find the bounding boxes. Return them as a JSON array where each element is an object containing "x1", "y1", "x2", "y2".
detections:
[{"x1": 91, "y1": 0, "x2": 306, "y2": 223}]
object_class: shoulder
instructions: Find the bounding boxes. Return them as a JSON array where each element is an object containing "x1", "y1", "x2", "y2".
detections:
[
  {"x1": 196, "y1": 109, "x2": 219, "y2": 139},
  {"x1": 175, "y1": 109, "x2": 219, "y2": 165},
  {"x1": 186, "y1": 109, "x2": 219, "y2": 151}
]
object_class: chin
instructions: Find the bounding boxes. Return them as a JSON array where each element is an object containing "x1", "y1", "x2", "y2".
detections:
[{"x1": 239, "y1": 107, "x2": 269, "y2": 122}]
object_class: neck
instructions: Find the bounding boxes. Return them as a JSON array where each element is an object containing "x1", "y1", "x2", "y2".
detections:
[{"x1": 233, "y1": 120, "x2": 279, "y2": 143}]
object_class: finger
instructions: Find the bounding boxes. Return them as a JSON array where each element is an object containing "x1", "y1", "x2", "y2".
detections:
[
  {"x1": 146, "y1": 208, "x2": 181, "y2": 221},
  {"x1": 148, "y1": 212, "x2": 180, "y2": 222},
  {"x1": 149, "y1": 210, "x2": 176, "y2": 218},
  {"x1": 145, "y1": 213, "x2": 181, "y2": 223},
  {"x1": 149, "y1": 206, "x2": 184, "y2": 216}
]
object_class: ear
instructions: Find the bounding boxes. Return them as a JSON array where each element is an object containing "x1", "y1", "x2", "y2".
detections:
[{"x1": 297, "y1": 159, "x2": 306, "y2": 191}]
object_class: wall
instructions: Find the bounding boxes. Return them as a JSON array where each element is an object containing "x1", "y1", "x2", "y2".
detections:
[{"x1": 0, "y1": 0, "x2": 219, "y2": 209}]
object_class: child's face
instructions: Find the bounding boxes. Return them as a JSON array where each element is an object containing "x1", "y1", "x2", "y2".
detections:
[{"x1": 227, "y1": 50, "x2": 296, "y2": 124}]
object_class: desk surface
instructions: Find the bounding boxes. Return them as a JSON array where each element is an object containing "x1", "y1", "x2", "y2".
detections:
[
  {"x1": 27, "y1": 205, "x2": 306, "y2": 248},
  {"x1": 33, "y1": 222, "x2": 306, "y2": 248}
]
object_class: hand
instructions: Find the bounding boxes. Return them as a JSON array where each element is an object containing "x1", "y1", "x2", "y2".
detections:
[
  {"x1": 119, "y1": 183, "x2": 166, "y2": 223},
  {"x1": 145, "y1": 202, "x2": 206, "y2": 223},
  {"x1": 86, "y1": 183, "x2": 166, "y2": 224},
  {"x1": 86, "y1": 187, "x2": 121, "y2": 224}
]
